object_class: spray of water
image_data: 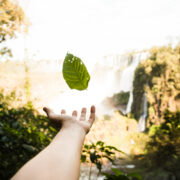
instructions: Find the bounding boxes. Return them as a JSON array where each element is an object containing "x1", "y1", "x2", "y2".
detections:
[
  {"x1": 138, "y1": 93, "x2": 148, "y2": 132},
  {"x1": 49, "y1": 52, "x2": 148, "y2": 118}
]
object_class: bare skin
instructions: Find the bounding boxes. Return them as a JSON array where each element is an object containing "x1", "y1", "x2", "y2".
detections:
[{"x1": 12, "y1": 105, "x2": 95, "y2": 180}]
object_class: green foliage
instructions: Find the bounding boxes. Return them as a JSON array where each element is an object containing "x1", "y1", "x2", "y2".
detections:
[
  {"x1": 131, "y1": 65, "x2": 149, "y2": 120},
  {"x1": 130, "y1": 45, "x2": 180, "y2": 178},
  {"x1": 138, "y1": 110, "x2": 180, "y2": 177},
  {"x1": 0, "y1": 92, "x2": 57, "y2": 180},
  {"x1": 175, "y1": 93, "x2": 180, "y2": 100},
  {"x1": 161, "y1": 109, "x2": 180, "y2": 136},
  {"x1": 0, "y1": 47, "x2": 12, "y2": 57},
  {"x1": 110, "y1": 91, "x2": 130, "y2": 107},
  {"x1": 0, "y1": 91, "x2": 130, "y2": 179},
  {"x1": 0, "y1": 0, "x2": 29, "y2": 57},
  {"x1": 102, "y1": 168, "x2": 142, "y2": 180},
  {"x1": 24, "y1": 62, "x2": 31, "y2": 102},
  {"x1": 150, "y1": 63, "x2": 166, "y2": 77},
  {"x1": 62, "y1": 53, "x2": 90, "y2": 90},
  {"x1": 131, "y1": 44, "x2": 180, "y2": 124},
  {"x1": 0, "y1": 0, "x2": 28, "y2": 42},
  {"x1": 81, "y1": 141, "x2": 126, "y2": 172}
]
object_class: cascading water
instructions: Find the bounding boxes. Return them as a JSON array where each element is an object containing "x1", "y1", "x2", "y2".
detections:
[
  {"x1": 126, "y1": 90, "x2": 133, "y2": 114},
  {"x1": 118, "y1": 54, "x2": 141, "y2": 92},
  {"x1": 98, "y1": 52, "x2": 148, "y2": 115},
  {"x1": 117, "y1": 53, "x2": 142, "y2": 114},
  {"x1": 138, "y1": 93, "x2": 148, "y2": 132},
  {"x1": 49, "y1": 52, "x2": 148, "y2": 121}
]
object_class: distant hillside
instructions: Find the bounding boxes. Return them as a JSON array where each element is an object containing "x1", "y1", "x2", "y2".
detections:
[
  {"x1": 131, "y1": 44, "x2": 180, "y2": 125},
  {"x1": 0, "y1": 60, "x2": 67, "y2": 111}
]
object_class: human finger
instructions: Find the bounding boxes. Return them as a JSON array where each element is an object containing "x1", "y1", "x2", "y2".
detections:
[
  {"x1": 72, "y1": 110, "x2": 78, "y2": 117},
  {"x1": 88, "y1": 105, "x2": 95, "y2": 126},
  {"x1": 43, "y1": 107, "x2": 56, "y2": 118},
  {"x1": 80, "y1": 107, "x2": 86, "y2": 121},
  {"x1": 43, "y1": 107, "x2": 62, "y2": 127},
  {"x1": 61, "y1": 109, "x2": 66, "y2": 115}
]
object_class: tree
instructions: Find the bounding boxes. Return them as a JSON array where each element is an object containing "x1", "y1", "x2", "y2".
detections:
[
  {"x1": 131, "y1": 44, "x2": 180, "y2": 125},
  {"x1": 0, "y1": 0, "x2": 29, "y2": 57}
]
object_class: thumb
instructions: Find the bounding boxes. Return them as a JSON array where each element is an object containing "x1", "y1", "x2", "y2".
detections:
[
  {"x1": 43, "y1": 107, "x2": 53, "y2": 118},
  {"x1": 43, "y1": 107, "x2": 62, "y2": 128}
]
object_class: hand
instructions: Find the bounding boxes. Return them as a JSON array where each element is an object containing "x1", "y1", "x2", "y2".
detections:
[{"x1": 43, "y1": 106, "x2": 95, "y2": 134}]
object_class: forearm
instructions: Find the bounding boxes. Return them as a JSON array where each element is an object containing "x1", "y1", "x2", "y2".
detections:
[
  {"x1": 12, "y1": 125, "x2": 86, "y2": 180},
  {"x1": 50, "y1": 124, "x2": 86, "y2": 179}
]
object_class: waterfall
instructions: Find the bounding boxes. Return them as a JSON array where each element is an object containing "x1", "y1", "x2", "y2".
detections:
[
  {"x1": 126, "y1": 89, "x2": 133, "y2": 114},
  {"x1": 90, "y1": 52, "x2": 149, "y2": 116},
  {"x1": 116, "y1": 53, "x2": 142, "y2": 114},
  {"x1": 119, "y1": 54, "x2": 141, "y2": 92},
  {"x1": 121, "y1": 52, "x2": 149, "y2": 114},
  {"x1": 137, "y1": 93, "x2": 148, "y2": 132},
  {"x1": 48, "y1": 52, "x2": 149, "y2": 117}
]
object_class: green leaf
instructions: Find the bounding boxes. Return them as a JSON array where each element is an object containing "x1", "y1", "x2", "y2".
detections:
[
  {"x1": 90, "y1": 152, "x2": 97, "y2": 163},
  {"x1": 96, "y1": 141, "x2": 104, "y2": 146},
  {"x1": 62, "y1": 53, "x2": 90, "y2": 90},
  {"x1": 103, "y1": 155, "x2": 114, "y2": 162},
  {"x1": 84, "y1": 144, "x2": 90, "y2": 149},
  {"x1": 22, "y1": 144, "x2": 36, "y2": 152},
  {"x1": 81, "y1": 154, "x2": 86, "y2": 162},
  {"x1": 111, "y1": 168, "x2": 123, "y2": 176},
  {"x1": 102, "y1": 172, "x2": 130, "y2": 180},
  {"x1": 96, "y1": 161, "x2": 102, "y2": 171},
  {"x1": 106, "y1": 145, "x2": 127, "y2": 155},
  {"x1": 105, "y1": 149, "x2": 115, "y2": 155},
  {"x1": 49, "y1": 126, "x2": 56, "y2": 132},
  {"x1": 127, "y1": 172, "x2": 142, "y2": 180}
]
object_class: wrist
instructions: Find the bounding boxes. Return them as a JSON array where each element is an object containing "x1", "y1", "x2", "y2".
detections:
[
  {"x1": 63, "y1": 123, "x2": 86, "y2": 136},
  {"x1": 52, "y1": 123, "x2": 86, "y2": 144},
  {"x1": 62, "y1": 122, "x2": 87, "y2": 135}
]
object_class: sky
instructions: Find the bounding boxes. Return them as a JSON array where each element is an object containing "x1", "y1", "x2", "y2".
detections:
[{"x1": 5, "y1": 0, "x2": 180, "y2": 62}]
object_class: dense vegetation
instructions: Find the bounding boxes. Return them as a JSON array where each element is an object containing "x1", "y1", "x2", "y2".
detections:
[
  {"x1": 0, "y1": 92, "x2": 57, "y2": 179},
  {"x1": 146, "y1": 110, "x2": 180, "y2": 171},
  {"x1": 109, "y1": 91, "x2": 130, "y2": 109},
  {"x1": 130, "y1": 44, "x2": 180, "y2": 179},
  {"x1": 106, "y1": 44, "x2": 180, "y2": 179},
  {"x1": 131, "y1": 44, "x2": 180, "y2": 124},
  {"x1": 0, "y1": 44, "x2": 179, "y2": 180},
  {"x1": 0, "y1": 0, "x2": 29, "y2": 57},
  {"x1": 0, "y1": 91, "x2": 134, "y2": 180},
  {"x1": 133, "y1": 110, "x2": 180, "y2": 179}
]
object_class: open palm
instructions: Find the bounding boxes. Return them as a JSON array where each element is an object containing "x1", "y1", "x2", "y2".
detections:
[{"x1": 43, "y1": 106, "x2": 95, "y2": 134}]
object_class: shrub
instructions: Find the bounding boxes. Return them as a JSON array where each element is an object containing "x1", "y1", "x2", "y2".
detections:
[
  {"x1": 103, "y1": 168, "x2": 142, "y2": 180},
  {"x1": 0, "y1": 92, "x2": 57, "y2": 179},
  {"x1": 110, "y1": 92, "x2": 130, "y2": 107},
  {"x1": 137, "y1": 110, "x2": 180, "y2": 178}
]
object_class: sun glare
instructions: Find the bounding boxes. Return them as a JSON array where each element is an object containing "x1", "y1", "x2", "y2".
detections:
[{"x1": 13, "y1": 0, "x2": 180, "y2": 61}]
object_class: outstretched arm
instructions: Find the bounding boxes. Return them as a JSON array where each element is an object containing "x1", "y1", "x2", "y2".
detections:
[{"x1": 12, "y1": 105, "x2": 95, "y2": 180}]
